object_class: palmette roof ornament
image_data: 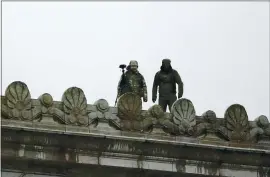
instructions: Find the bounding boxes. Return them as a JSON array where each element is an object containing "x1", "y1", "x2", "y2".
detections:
[
  {"x1": 1, "y1": 80, "x2": 269, "y2": 144},
  {"x1": 117, "y1": 92, "x2": 152, "y2": 131},
  {"x1": 3, "y1": 81, "x2": 32, "y2": 120},
  {"x1": 117, "y1": 92, "x2": 142, "y2": 121},
  {"x1": 62, "y1": 87, "x2": 88, "y2": 126},
  {"x1": 224, "y1": 104, "x2": 250, "y2": 142},
  {"x1": 171, "y1": 98, "x2": 196, "y2": 135}
]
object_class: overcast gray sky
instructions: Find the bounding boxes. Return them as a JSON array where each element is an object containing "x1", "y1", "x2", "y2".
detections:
[{"x1": 2, "y1": 2, "x2": 269, "y2": 120}]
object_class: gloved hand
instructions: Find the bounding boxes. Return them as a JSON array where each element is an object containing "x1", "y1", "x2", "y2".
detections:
[
  {"x1": 143, "y1": 93, "x2": 148, "y2": 102},
  {"x1": 152, "y1": 96, "x2": 157, "y2": 103},
  {"x1": 143, "y1": 97, "x2": 148, "y2": 102},
  {"x1": 178, "y1": 84, "x2": 183, "y2": 98}
]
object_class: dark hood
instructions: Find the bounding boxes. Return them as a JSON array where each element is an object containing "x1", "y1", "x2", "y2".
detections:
[{"x1": 160, "y1": 65, "x2": 173, "y2": 73}]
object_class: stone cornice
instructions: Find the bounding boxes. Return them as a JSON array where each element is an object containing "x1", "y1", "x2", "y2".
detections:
[
  {"x1": 1, "y1": 119, "x2": 270, "y2": 153},
  {"x1": 2, "y1": 81, "x2": 270, "y2": 177},
  {"x1": 2, "y1": 122, "x2": 270, "y2": 176},
  {"x1": 1, "y1": 81, "x2": 270, "y2": 145}
]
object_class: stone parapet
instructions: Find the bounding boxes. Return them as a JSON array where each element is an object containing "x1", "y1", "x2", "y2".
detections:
[
  {"x1": 1, "y1": 81, "x2": 270, "y2": 177},
  {"x1": 1, "y1": 81, "x2": 270, "y2": 144}
]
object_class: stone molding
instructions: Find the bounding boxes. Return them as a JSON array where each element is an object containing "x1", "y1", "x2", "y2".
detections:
[
  {"x1": 1, "y1": 81, "x2": 270, "y2": 144},
  {"x1": 1, "y1": 80, "x2": 270, "y2": 177},
  {"x1": 2, "y1": 124, "x2": 270, "y2": 177}
]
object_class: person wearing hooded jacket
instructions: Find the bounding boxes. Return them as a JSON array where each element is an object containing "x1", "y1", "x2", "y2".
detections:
[{"x1": 152, "y1": 59, "x2": 184, "y2": 112}]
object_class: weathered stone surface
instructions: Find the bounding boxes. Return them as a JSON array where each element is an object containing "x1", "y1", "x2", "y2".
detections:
[
  {"x1": 2, "y1": 126, "x2": 270, "y2": 164},
  {"x1": 2, "y1": 124, "x2": 270, "y2": 177},
  {"x1": 65, "y1": 124, "x2": 89, "y2": 133},
  {"x1": 3, "y1": 81, "x2": 32, "y2": 120},
  {"x1": 224, "y1": 104, "x2": 250, "y2": 142},
  {"x1": 31, "y1": 93, "x2": 66, "y2": 124},
  {"x1": 196, "y1": 110, "x2": 227, "y2": 141},
  {"x1": 62, "y1": 87, "x2": 88, "y2": 126},
  {"x1": 2, "y1": 161, "x2": 269, "y2": 177},
  {"x1": 1, "y1": 102, "x2": 10, "y2": 118},
  {"x1": 117, "y1": 93, "x2": 153, "y2": 132},
  {"x1": 1, "y1": 80, "x2": 270, "y2": 177},
  {"x1": 1, "y1": 119, "x2": 34, "y2": 129},
  {"x1": 147, "y1": 105, "x2": 180, "y2": 135},
  {"x1": 250, "y1": 115, "x2": 270, "y2": 142},
  {"x1": 171, "y1": 98, "x2": 196, "y2": 135},
  {"x1": 117, "y1": 92, "x2": 142, "y2": 120},
  {"x1": 1, "y1": 81, "x2": 269, "y2": 146},
  {"x1": 147, "y1": 104, "x2": 164, "y2": 119},
  {"x1": 95, "y1": 99, "x2": 110, "y2": 113},
  {"x1": 88, "y1": 99, "x2": 120, "y2": 129},
  {"x1": 39, "y1": 93, "x2": 53, "y2": 107}
]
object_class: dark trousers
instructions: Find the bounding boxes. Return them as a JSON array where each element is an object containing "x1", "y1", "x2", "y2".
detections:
[{"x1": 158, "y1": 95, "x2": 177, "y2": 112}]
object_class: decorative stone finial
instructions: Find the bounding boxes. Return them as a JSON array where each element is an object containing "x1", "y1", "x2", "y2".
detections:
[
  {"x1": 225, "y1": 104, "x2": 250, "y2": 142},
  {"x1": 117, "y1": 92, "x2": 142, "y2": 120},
  {"x1": 89, "y1": 99, "x2": 118, "y2": 121},
  {"x1": 62, "y1": 87, "x2": 88, "y2": 125},
  {"x1": 4, "y1": 81, "x2": 32, "y2": 120},
  {"x1": 95, "y1": 99, "x2": 109, "y2": 113},
  {"x1": 39, "y1": 93, "x2": 53, "y2": 108},
  {"x1": 171, "y1": 98, "x2": 196, "y2": 135},
  {"x1": 117, "y1": 92, "x2": 153, "y2": 131}
]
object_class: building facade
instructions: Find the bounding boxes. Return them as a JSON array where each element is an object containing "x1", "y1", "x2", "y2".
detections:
[{"x1": 1, "y1": 81, "x2": 270, "y2": 177}]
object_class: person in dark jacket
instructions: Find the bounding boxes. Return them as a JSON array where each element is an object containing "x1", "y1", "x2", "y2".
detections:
[
  {"x1": 117, "y1": 60, "x2": 148, "y2": 102},
  {"x1": 152, "y1": 59, "x2": 183, "y2": 112}
]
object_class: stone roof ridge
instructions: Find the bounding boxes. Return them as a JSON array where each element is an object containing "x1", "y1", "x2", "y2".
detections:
[{"x1": 1, "y1": 81, "x2": 270, "y2": 146}]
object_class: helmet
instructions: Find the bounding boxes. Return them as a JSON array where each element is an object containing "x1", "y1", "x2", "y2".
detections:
[{"x1": 129, "y1": 60, "x2": 138, "y2": 67}]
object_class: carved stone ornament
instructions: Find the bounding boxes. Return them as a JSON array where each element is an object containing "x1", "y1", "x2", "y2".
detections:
[
  {"x1": 250, "y1": 115, "x2": 270, "y2": 142},
  {"x1": 40, "y1": 93, "x2": 54, "y2": 108},
  {"x1": 224, "y1": 104, "x2": 250, "y2": 142},
  {"x1": 147, "y1": 104, "x2": 180, "y2": 135},
  {"x1": 2, "y1": 80, "x2": 270, "y2": 147},
  {"x1": 89, "y1": 99, "x2": 115, "y2": 120},
  {"x1": 117, "y1": 92, "x2": 152, "y2": 131},
  {"x1": 36, "y1": 93, "x2": 65, "y2": 123},
  {"x1": 62, "y1": 87, "x2": 88, "y2": 126},
  {"x1": 148, "y1": 104, "x2": 165, "y2": 119},
  {"x1": 117, "y1": 92, "x2": 142, "y2": 120},
  {"x1": 88, "y1": 99, "x2": 120, "y2": 128},
  {"x1": 171, "y1": 98, "x2": 196, "y2": 135},
  {"x1": 3, "y1": 81, "x2": 32, "y2": 120},
  {"x1": 196, "y1": 110, "x2": 227, "y2": 141}
]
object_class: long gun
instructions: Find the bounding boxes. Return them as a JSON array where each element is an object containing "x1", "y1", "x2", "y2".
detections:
[{"x1": 114, "y1": 64, "x2": 126, "y2": 106}]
